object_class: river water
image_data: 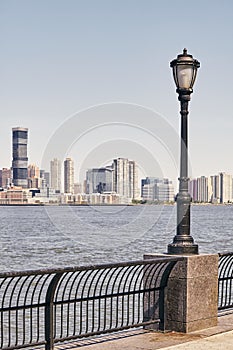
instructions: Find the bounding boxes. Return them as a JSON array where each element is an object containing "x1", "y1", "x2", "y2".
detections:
[{"x1": 0, "y1": 204, "x2": 232, "y2": 271}]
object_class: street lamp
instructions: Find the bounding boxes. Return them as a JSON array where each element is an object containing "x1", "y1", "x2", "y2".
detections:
[{"x1": 168, "y1": 48, "x2": 200, "y2": 255}]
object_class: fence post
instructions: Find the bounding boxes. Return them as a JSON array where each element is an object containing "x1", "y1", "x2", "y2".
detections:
[
  {"x1": 45, "y1": 273, "x2": 63, "y2": 350},
  {"x1": 144, "y1": 254, "x2": 218, "y2": 333},
  {"x1": 166, "y1": 254, "x2": 218, "y2": 332}
]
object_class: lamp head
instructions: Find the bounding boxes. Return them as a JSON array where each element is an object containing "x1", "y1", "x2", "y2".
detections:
[{"x1": 170, "y1": 48, "x2": 200, "y2": 96}]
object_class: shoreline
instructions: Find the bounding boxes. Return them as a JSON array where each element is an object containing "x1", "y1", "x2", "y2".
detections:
[{"x1": 0, "y1": 202, "x2": 232, "y2": 207}]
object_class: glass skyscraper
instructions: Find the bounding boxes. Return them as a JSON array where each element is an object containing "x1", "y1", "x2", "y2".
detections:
[{"x1": 12, "y1": 127, "x2": 28, "y2": 188}]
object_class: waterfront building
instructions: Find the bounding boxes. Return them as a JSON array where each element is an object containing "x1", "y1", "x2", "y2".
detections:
[
  {"x1": 31, "y1": 187, "x2": 59, "y2": 204},
  {"x1": 61, "y1": 192, "x2": 120, "y2": 205},
  {"x1": 83, "y1": 179, "x2": 87, "y2": 194},
  {"x1": 28, "y1": 177, "x2": 40, "y2": 189},
  {"x1": 141, "y1": 183, "x2": 155, "y2": 201},
  {"x1": 189, "y1": 178, "x2": 198, "y2": 202},
  {"x1": 86, "y1": 167, "x2": 113, "y2": 194},
  {"x1": 74, "y1": 182, "x2": 82, "y2": 194},
  {"x1": 141, "y1": 177, "x2": 174, "y2": 202},
  {"x1": 197, "y1": 176, "x2": 209, "y2": 202},
  {"x1": 210, "y1": 175, "x2": 220, "y2": 203},
  {"x1": 154, "y1": 180, "x2": 174, "y2": 202},
  {"x1": 129, "y1": 160, "x2": 140, "y2": 199},
  {"x1": 112, "y1": 158, "x2": 140, "y2": 200},
  {"x1": 208, "y1": 177, "x2": 213, "y2": 202},
  {"x1": 0, "y1": 168, "x2": 12, "y2": 189},
  {"x1": 44, "y1": 172, "x2": 50, "y2": 187},
  {"x1": 39, "y1": 170, "x2": 50, "y2": 188},
  {"x1": 220, "y1": 172, "x2": 232, "y2": 203},
  {"x1": 189, "y1": 176, "x2": 210, "y2": 203},
  {"x1": 189, "y1": 173, "x2": 232, "y2": 204},
  {"x1": 141, "y1": 177, "x2": 159, "y2": 201},
  {"x1": 28, "y1": 164, "x2": 40, "y2": 178},
  {"x1": 64, "y1": 157, "x2": 74, "y2": 194},
  {"x1": 40, "y1": 169, "x2": 45, "y2": 179},
  {"x1": 113, "y1": 158, "x2": 129, "y2": 198},
  {"x1": 0, "y1": 186, "x2": 28, "y2": 205},
  {"x1": 50, "y1": 158, "x2": 61, "y2": 193},
  {"x1": 12, "y1": 127, "x2": 28, "y2": 188},
  {"x1": 28, "y1": 164, "x2": 40, "y2": 189}
]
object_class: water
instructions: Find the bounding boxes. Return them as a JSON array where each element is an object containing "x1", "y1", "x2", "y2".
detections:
[{"x1": 0, "y1": 204, "x2": 232, "y2": 271}]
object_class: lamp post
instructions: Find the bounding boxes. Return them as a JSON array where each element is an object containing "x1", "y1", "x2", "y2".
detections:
[{"x1": 168, "y1": 48, "x2": 200, "y2": 255}]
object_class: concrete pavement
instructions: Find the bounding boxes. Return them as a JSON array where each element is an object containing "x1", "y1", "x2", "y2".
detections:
[
  {"x1": 162, "y1": 331, "x2": 233, "y2": 349},
  {"x1": 55, "y1": 312, "x2": 233, "y2": 350}
]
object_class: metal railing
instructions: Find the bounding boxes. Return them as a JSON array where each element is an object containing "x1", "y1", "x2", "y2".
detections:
[
  {"x1": 218, "y1": 252, "x2": 233, "y2": 311},
  {"x1": 0, "y1": 257, "x2": 180, "y2": 350}
]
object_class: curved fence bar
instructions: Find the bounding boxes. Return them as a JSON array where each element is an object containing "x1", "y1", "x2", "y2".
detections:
[
  {"x1": 218, "y1": 253, "x2": 233, "y2": 311},
  {"x1": 0, "y1": 257, "x2": 181, "y2": 350}
]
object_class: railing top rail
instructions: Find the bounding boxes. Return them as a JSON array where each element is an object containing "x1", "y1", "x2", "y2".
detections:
[
  {"x1": 0, "y1": 256, "x2": 184, "y2": 278},
  {"x1": 218, "y1": 252, "x2": 233, "y2": 257}
]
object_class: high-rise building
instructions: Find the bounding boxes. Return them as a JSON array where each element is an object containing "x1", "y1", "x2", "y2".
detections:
[
  {"x1": 12, "y1": 127, "x2": 28, "y2": 188},
  {"x1": 113, "y1": 158, "x2": 129, "y2": 198},
  {"x1": 44, "y1": 171, "x2": 50, "y2": 187},
  {"x1": 112, "y1": 158, "x2": 140, "y2": 200},
  {"x1": 28, "y1": 164, "x2": 40, "y2": 188},
  {"x1": 64, "y1": 158, "x2": 74, "y2": 194},
  {"x1": 28, "y1": 164, "x2": 40, "y2": 178},
  {"x1": 210, "y1": 175, "x2": 220, "y2": 203},
  {"x1": 50, "y1": 158, "x2": 61, "y2": 192},
  {"x1": 189, "y1": 173, "x2": 232, "y2": 204},
  {"x1": 220, "y1": 172, "x2": 232, "y2": 203},
  {"x1": 129, "y1": 160, "x2": 140, "y2": 199},
  {"x1": 86, "y1": 167, "x2": 113, "y2": 194},
  {"x1": 39, "y1": 170, "x2": 50, "y2": 188},
  {"x1": 197, "y1": 176, "x2": 209, "y2": 202},
  {"x1": 189, "y1": 178, "x2": 198, "y2": 202},
  {"x1": 28, "y1": 164, "x2": 41, "y2": 189},
  {"x1": 189, "y1": 176, "x2": 210, "y2": 203}
]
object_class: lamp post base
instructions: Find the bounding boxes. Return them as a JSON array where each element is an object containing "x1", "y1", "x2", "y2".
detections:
[{"x1": 167, "y1": 242, "x2": 199, "y2": 255}]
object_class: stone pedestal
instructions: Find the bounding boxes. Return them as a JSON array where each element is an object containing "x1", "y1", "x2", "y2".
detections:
[{"x1": 144, "y1": 254, "x2": 218, "y2": 333}]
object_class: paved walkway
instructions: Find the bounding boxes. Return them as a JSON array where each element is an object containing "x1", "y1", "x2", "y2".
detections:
[
  {"x1": 55, "y1": 312, "x2": 233, "y2": 350},
  {"x1": 162, "y1": 331, "x2": 233, "y2": 349}
]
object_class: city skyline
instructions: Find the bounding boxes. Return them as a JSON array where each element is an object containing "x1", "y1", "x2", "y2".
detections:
[
  {"x1": 2, "y1": 153, "x2": 233, "y2": 204},
  {"x1": 1, "y1": 1, "x2": 233, "y2": 181},
  {"x1": 2, "y1": 131, "x2": 233, "y2": 205},
  {"x1": 1, "y1": 130, "x2": 176, "y2": 203},
  {"x1": 189, "y1": 172, "x2": 233, "y2": 204},
  {"x1": 2, "y1": 125, "x2": 233, "y2": 192}
]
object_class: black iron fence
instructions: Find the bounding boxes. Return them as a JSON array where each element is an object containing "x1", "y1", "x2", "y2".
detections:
[
  {"x1": 218, "y1": 252, "x2": 233, "y2": 311},
  {"x1": 0, "y1": 257, "x2": 180, "y2": 350}
]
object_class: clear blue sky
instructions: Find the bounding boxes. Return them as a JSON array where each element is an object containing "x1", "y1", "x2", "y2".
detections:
[{"x1": 1, "y1": 0, "x2": 233, "y2": 183}]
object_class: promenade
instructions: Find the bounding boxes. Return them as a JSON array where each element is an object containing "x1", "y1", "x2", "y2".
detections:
[{"x1": 55, "y1": 312, "x2": 233, "y2": 350}]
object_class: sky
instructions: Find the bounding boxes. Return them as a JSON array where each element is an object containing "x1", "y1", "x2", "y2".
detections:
[{"x1": 1, "y1": 0, "x2": 233, "y2": 186}]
